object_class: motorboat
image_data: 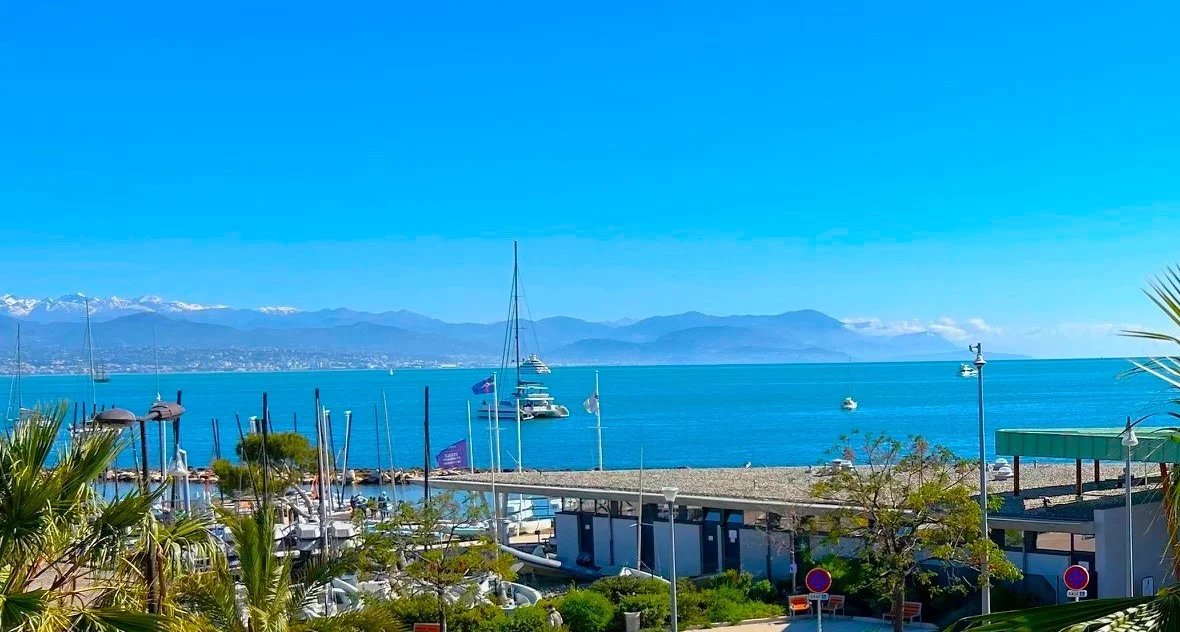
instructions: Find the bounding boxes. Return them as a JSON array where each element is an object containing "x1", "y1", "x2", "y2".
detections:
[
  {"x1": 841, "y1": 397, "x2": 858, "y2": 411},
  {"x1": 520, "y1": 353, "x2": 552, "y2": 374},
  {"x1": 959, "y1": 363, "x2": 978, "y2": 378}
]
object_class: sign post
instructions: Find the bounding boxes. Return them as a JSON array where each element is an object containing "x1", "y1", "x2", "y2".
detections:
[
  {"x1": 805, "y1": 567, "x2": 833, "y2": 632},
  {"x1": 1064, "y1": 564, "x2": 1090, "y2": 602}
]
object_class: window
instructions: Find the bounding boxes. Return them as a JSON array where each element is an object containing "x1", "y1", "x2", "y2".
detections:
[
  {"x1": 684, "y1": 506, "x2": 704, "y2": 522},
  {"x1": 1001, "y1": 529, "x2": 1023, "y2": 551},
  {"x1": 704, "y1": 509, "x2": 722, "y2": 522},
  {"x1": 562, "y1": 498, "x2": 579, "y2": 512},
  {"x1": 579, "y1": 499, "x2": 597, "y2": 514},
  {"x1": 1072, "y1": 534, "x2": 1096, "y2": 553},
  {"x1": 1033, "y1": 532, "x2": 1073, "y2": 553},
  {"x1": 726, "y1": 510, "x2": 744, "y2": 525}
]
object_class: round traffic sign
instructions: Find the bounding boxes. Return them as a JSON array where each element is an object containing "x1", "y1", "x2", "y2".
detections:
[
  {"x1": 805, "y1": 567, "x2": 833, "y2": 593},
  {"x1": 1063, "y1": 565, "x2": 1090, "y2": 591}
]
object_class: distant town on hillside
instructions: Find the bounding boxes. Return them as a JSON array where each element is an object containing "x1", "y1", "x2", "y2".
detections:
[{"x1": 0, "y1": 293, "x2": 1025, "y2": 374}]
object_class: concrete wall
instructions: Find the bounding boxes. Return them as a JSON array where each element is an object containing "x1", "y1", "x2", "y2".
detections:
[
  {"x1": 741, "y1": 528, "x2": 769, "y2": 579},
  {"x1": 769, "y1": 532, "x2": 795, "y2": 582},
  {"x1": 1003, "y1": 549, "x2": 1074, "y2": 603},
  {"x1": 1094, "y1": 500, "x2": 1175, "y2": 599},
  {"x1": 652, "y1": 521, "x2": 702, "y2": 578},
  {"x1": 554, "y1": 513, "x2": 579, "y2": 565},
  {"x1": 612, "y1": 517, "x2": 640, "y2": 569},
  {"x1": 593, "y1": 516, "x2": 614, "y2": 567}
]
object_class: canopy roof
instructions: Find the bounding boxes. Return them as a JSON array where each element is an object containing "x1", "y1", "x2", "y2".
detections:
[{"x1": 996, "y1": 427, "x2": 1180, "y2": 463}]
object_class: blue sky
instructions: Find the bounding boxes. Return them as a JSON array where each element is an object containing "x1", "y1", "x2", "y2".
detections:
[{"x1": 2, "y1": 2, "x2": 1179, "y2": 357}]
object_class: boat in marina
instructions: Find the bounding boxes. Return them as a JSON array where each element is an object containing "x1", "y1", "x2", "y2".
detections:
[
  {"x1": 959, "y1": 363, "x2": 978, "y2": 378},
  {"x1": 83, "y1": 297, "x2": 112, "y2": 383},
  {"x1": 479, "y1": 242, "x2": 569, "y2": 421},
  {"x1": 520, "y1": 353, "x2": 551, "y2": 374}
]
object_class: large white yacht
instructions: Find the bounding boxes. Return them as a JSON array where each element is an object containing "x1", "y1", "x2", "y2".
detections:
[{"x1": 959, "y1": 363, "x2": 979, "y2": 378}]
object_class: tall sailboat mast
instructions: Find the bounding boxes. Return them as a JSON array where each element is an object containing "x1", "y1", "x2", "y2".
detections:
[
  {"x1": 512, "y1": 240, "x2": 521, "y2": 388},
  {"x1": 14, "y1": 323, "x2": 22, "y2": 413},
  {"x1": 84, "y1": 296, "x2": 97, "y2": 406}
]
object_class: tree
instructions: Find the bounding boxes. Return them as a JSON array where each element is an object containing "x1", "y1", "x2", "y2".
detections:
[
  {"x1": 361, "y1": 491, "x2": 514, "y2": 632},
  {"x1": 950, "y1": 267, "x2": 1180, "y2": 630},
  {"x1": 175, "y1": 506, "x2": 396, "y2": 632},
  {"x1": 809, "y1": 431, "x2": 1020, "y2": 631},
  {"x1": 0, "y1": 403, "x2": 165, "y2": 631},
  {"x1": 211, "y1": 431, "x2": 318, "y2": 507}
]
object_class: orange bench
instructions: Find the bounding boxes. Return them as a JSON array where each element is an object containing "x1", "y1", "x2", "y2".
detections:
[
  {"x1": 788, "y1": 595, "x2": 810, "y2": 617},
  {"x1": 883, "y1": 601, "x2": 922, "y2": 623},
  {"x1": 820, "y1": 594, "x2": 845, "y2": 616}
]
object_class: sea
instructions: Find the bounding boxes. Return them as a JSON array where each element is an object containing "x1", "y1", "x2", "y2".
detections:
[{"x1": 3, "y1": 359, "x2": 1172, "y2": 479}]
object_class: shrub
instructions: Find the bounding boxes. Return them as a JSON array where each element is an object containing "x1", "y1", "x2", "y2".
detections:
[
  {"x1": 498, "y1": 606, "x2": 551, "y2": 632},
  {"x1": 617, "y1": 593, "x2": 670, "y2": 629},
  {"x1": 589, "y1": 576, "x2": 667, "y2": 602},
  {"x1": 558, "y1": 589, "x2": 616, "y2": 632},
  {"x1": 700, "y1": 570, "x2": 754, "y2": 594},
  {"x1": 748, "y1": 579, "x2": 776, "y2": 603}
]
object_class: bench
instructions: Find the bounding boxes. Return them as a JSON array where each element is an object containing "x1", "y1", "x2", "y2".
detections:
[
  {"x1": 883, "y1": 601, "x2": 922, "y2": 623},
  {"x1": 820, "y1": 594, "x2": 845, "y2": 616},
  {"x1": 788, "y1": 595, "x2": 810, "y2": 617}
]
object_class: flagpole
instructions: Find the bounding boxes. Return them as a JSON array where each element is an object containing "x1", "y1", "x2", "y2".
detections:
[
  {"x1": 466, "y1": 401, "x2": 475, "y2": 474},
  {"x1": 483, "y1": 407, "x2": 497, "y2": 544},
  {"x1": 595, "y1": 370, "x2": 603, "y2": 471},
  {"x1": 492, "y1": 373, "x2": 502, "y2": 473}
]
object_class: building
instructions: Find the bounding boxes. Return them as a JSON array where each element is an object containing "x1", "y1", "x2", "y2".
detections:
[{"x1": 428, "y1": 426, "x2": 1177, "y2": 603}]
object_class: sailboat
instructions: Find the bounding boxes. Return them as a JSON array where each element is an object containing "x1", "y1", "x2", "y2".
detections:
[
  {"x1": 479, "y1": 242, "x2": 569, "y2": 421},
  {"x1": 83, "y1": 297, "x2": 112, "y2": 383}
]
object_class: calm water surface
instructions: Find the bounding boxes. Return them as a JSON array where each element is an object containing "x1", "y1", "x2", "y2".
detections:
[{"x1": 3, "y1": 359, "x2": 1171, "y2": 474}]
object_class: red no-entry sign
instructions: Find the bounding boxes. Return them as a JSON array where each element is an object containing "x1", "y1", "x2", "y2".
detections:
[
  {"x1": 806, "y1": 567, "x2": 833, "y2": 594},
  {"x1": 1064, "y1": 565, "x2": 1090, "y2": 591}
]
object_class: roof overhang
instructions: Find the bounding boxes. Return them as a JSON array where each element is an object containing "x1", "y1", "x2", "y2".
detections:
[{"x1": 996, "y1": 427, "x2": 1180, "y2": 463}]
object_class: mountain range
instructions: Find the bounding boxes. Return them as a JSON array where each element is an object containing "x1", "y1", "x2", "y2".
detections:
[{"x1": 0, "y1": 294, "x2": 1025, "y2": 370}]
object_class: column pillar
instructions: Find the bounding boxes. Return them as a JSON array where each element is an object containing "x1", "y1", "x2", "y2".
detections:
[{"x1": 1013, "y1": 455, "x2": 1021, "y2": 497}]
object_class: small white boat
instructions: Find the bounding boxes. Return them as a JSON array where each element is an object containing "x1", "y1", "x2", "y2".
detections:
[
  {"x1": 841, "y1": 397, "x2": 857, "y2": 411},
  {"x1": 520, "y1": 353, "x2": 552, "y2": 374},
  {"x1": 959, "y1": 363, "x2": 978, "y2": 378}
]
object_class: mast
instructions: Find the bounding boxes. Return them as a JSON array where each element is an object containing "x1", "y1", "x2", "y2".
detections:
[
  {"x1": 84, "y1": 296, "x2": 97, "y2": 405},
  {"x1": 595, "y1": 370, "x2": 603, "y2": 471},
  {"x1": 466, "y1": 401, "x2": 475, "y2": 474},
  {"x1": 382, "y1": 390, "x2": 397, "y2": 502},
  {"x1": 14, "y1": 323, "x2": 22, "y2": 414},
  {"x1": 513, "y1": 240, "x2": 521, "y2": 388}
]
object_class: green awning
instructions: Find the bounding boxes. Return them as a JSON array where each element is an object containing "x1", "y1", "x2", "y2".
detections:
[{"x1": 996, "y1": 427, "x2": 1180, "y2": 463}]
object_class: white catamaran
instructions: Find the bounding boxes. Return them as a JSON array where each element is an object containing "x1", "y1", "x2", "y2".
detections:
[{"x1": 479, "y1": 242, "x2": 569, "y2": 421}]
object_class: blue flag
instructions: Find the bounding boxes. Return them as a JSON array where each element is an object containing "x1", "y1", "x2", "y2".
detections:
[
  {"x1": 471, "y1": 375, "x2": 495, "y2": 395},
  {"x1": 436, "y1": 439, "x2": 469, "y2": 469}
]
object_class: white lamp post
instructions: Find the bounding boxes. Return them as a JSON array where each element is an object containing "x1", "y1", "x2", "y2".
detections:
[
  {"x1": 969, "y1": 343, "x2": 990, "y2": 614},
  {"x1": 662, "y1": 486, "x2": 679, "y2": 632},
  {"x1": 1122, "y1": 417, "x2": 1139, "y2": 598}
]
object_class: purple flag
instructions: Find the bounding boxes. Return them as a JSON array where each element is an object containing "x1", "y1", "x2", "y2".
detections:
[
  {"x1": 436, "y1": 439, "x2": 469, "y2": 469},
  {"x1": 471, "y1": 375, "x2": 495, "y2": 395}
]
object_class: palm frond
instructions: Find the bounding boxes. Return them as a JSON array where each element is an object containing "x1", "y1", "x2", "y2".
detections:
[{"x1": 947, "y1": 596, "x2": 1159, "y2": 631}]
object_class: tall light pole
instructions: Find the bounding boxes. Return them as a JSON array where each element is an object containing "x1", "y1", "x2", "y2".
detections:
[
  {"x1": 969, "y1": 343, "x2": 990, "y2": 615},
  {"x1": 662, "y1": 486, "x2": 679, "y2": 632},
  {"x1": 1122, "y1": 416, "x2": 1138, "y2": 598}
]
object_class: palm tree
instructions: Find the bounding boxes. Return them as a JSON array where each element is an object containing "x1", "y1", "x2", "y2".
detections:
[
  {"x1": 950, "y1": 268, "x2": 1180, "y2": 630},
  {"x1": 175, "y1": 506, "x2": 395, "y2": 632},
  {"x1": 0, "y1": 403, "x2": 164, "y2": 631}
]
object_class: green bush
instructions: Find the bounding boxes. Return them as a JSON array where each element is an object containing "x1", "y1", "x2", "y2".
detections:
[
  {"x1": 589, "y1": 576, "x2": 667, "y2": 602},
  {"x1": 617, "y1": 593, "x2": 670, "y2": 629},
  {"x1": 558, "y1": 589, "x2": 616, "y2": 632},
  {"x1": 748, "y1": 579, "x2": 777, "y2": 603},
  {"x1": 699, "y1": 570, "x2": 754, "y2": 594},
  {"x1": 498, "y1": 606, "x2": 551, "y2": 632}
]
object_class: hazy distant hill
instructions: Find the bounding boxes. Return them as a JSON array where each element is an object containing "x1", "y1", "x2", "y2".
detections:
[{"x1": 0, "y1": 293, "x2": 1025, "y2": 371}]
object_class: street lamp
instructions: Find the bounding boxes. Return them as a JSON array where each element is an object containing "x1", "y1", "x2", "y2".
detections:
[
  {"x1": 662, "y1": 486, "x2": 679, "y2": 632},
  {"x1": 969, "y1": 343, "x2": 990, "y2": 615},
  {"x1": 1121, "y1": 417, "x2": 1139, "y2": 598}
]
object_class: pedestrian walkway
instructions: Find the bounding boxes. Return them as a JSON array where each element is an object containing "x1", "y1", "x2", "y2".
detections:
[{"x1": 720, "y1": 618, "x2": 933, "y2": 632}]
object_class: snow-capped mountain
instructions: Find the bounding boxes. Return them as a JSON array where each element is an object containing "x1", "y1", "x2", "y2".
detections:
[{"x1": 0, "y1": 293, "x2": 233, "y2": 323}]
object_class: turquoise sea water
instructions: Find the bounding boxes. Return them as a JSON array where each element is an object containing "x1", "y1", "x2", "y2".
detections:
[{"x1": 2, "y1": 359, "x2": 1172, "y2": 474}]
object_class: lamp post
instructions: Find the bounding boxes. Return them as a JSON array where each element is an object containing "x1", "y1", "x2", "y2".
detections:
[
  {"x1": 969, "y1": 343, "x2": 990, "y2": 615},
  {"x1": 662, "y1": 486, "x2": 679, "y2": 632},
  {"x1": 1122, "y1": 416, "x2": 1139, "y2": 598}
]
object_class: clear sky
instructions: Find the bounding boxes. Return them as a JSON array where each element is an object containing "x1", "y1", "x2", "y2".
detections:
[{"x1": 2, "y1": 2, "x2": 1179, "y2": 357}]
